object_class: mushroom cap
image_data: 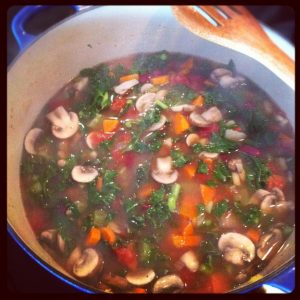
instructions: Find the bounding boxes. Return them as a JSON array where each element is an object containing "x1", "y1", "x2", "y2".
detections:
[
  {"x1": 180, "y1": 250, "x2": 199, "y2": 273},
  {"x1": 71, "y1": 165, "x2": 98, "y2": 183},
  {"x1": 151, "y1": 156, "x2": 178, "y2": 184},
  {"x1": 257, "y1": 228, "x2": 283, "y2": 261},
  {"x1": 40, "y1": 229, "x2": 57, "y2": 247},
  {"x1": 155, "y1": 89, "x2": 168, "y2": 100},
  {"x1": 189, "y1": 111, "x2": 210, "y2": 127},
  {"x1": 114, "y1": 79, "x2": 139, "y2": 95},
  {"x1": 66, "y1": 246, "x2": 82, "y2": 272},
  {"x1": 171, "y1": 104, "x2": 195, "y2": 112},
  {"x1": 46, "y1": 106, "x2": 79, "y2": 139},
  {"x1": 152, "y1": 274, "x2": 184, "y2": 293},
  {"x1": 148, "y1": 115, "x2": 167, "y2": 132},
  {"x1": 260, "y1": 188, "x2": 288, "y2": 215},
  {"x1": 24, "y1": 128, "x2": 44, "y2": 155},
  {"x1": 190, "y1": 106, "x2": 222, "y2": 127},
  {"x1": 135, "y1": 93, "x2": 156, "y2": 113},
  {"x1": 249, "y1": 189, "x2": 271, "y2": 205},
  {"x1": 57, "y1": 233, "x2": 66, "y2": 253},
  {"x1": 73, "y1": 248, "x2": 103, "y2": 278},
  {"x1": 125, "y1": 268, "x2": 156, "y2": 286},
  {"x1": 218, "y1": 232, "x2": 255, "y2": 266},
  {"x1": 224, "y1": 129, "x2": 247, "y2": 142},
  {"x1": 219, "y1": 75, "x2": 244, "y2": 88}
]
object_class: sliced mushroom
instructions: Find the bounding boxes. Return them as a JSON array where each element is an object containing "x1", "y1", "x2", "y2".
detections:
[
  {"x1": 46, "y1": 106, "x2": 79, "y2": 139},
  {"x1": 67, "y1": 246, "x2": 82, "y2": 272},
  {"x1": 171, "y1": 104, "x2": 195, "y2": 112},
  {"x1": 163, "y1": 137, "x2": 173, "y2": 147},
  {"x1": 71, "y1": 165, "x2": 98, "y2": 183},
  {"x1": 225, "y1": 129, "x2": 247, "y2": 142},
  {"x1": 24, "y1": 128, "x2": 44, "y2": 155},
  {"x1": 102, "y1": 273, "x2": 129, "y2": 290},
  {"x1": 218, "y1": 232, "x2": 255, "y2": 266},
  {"x1": 199, "y1": 151, "x2": 219, "y2": 160},
  {"x1": 141, "y1": 83, "x2": 154, "y2": 93},
  {"x1": 180, "y1": 250, "x2": 199, "y2": 273},
  {"x1": 186, "y1": 133, "x2": 200, "y2": 146},
  {"x1": 126, "y1": 268, "x2": 155, "y2": 286},
  {"x1": 257, "y1": 228, "x2": 283, "y2": 261},
  {"x1": 40, "y1": 229, "x2": 57, "y2": 248},
  {"x1": 219, "y1": 75, "x2": 245, "y2": 88},
  {"x1": 210, "y1": 68, "x2": 233, "y2": 82},
  {"x1": 249, "y1": 189, "x2": 271, "y2": 205},
  {"x1": 152, "y1": 274, "x2": 184, "y2": 293},
  {"x1": 274, "y1": 114, "x2": 288, "y2": 127},
  {"x1": 190, "y1": 106, "x2": 222, "y2": 127},
  {"x1": 73, "y1": 77, "x2": 89, "y2": 91},
  {"x1": 151, "y1": 156, "x2": 178, "y2": 184},
  {"x1": 135, "y1": 93, "x2": 156, "y2": 113},
  {"x1": 156, "y1": 89, "x2": 168, "y2": 100},
  {"x1": 73, "y1": 248, "x2": 103, "y2": 278},
  {"x1": 219, "y1": 210, "x2": 242, "y2": 230},
  {"x1": 57, "y1": 233, "x2": 65, "y2": 253},
  {"x1": 148, "y1": 115, "x2": 167, "y2": 131},
  {"x1": 228, "y1": 158, "x2": 246, "y2": 182},
  {"x1": 260, "y1": 188, "x2": 289, "y2": 215},
  {"x1": 114, "y1": 79, "x2": 139, "y2": 95}
]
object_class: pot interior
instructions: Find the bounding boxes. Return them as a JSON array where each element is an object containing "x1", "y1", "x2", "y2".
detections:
[{"x1": 7, "y1": 5, "x2": 294, "y2": 292}]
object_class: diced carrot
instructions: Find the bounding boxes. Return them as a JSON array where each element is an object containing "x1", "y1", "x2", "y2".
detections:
[
  {"x1": 151, "y1": 75, "x2": 169, "y2": 86},
  {"x1": 200, "y1": 184, "x2": 216, "y2": 205},
  {"x1": 180, "y1": 58, "x2": 194, "y2": 75},
  {"x1": 172, "y1": 234, "x2": 202, "y2": 248},
  {"x1": 183, "y1": 222, "x2": 194, "y2": 236},
  {"x1": 96, "y1": 176, "x2": 103, "y2": 192},
  {"x1": 101, "y1": 227, "x2": 116, "y2": 245},
  {"x1": 119, "y1": 73, "x2": 139, "y2": 83},
  {"x1": 137, "y1": 183, "x2": 158, "y2": 200},
  {"x1": 85, "y1": 227, "x2": 101, "y2": 246},
  {"x1": 173, "y1": 113, "x2": 190, "y2": 135},
  {"x1": 132, "y1": 288, "x2": 147, "y2": 294},
  {"x1": 103, "y1": 119, "x2": 120, "y2": 133},
  {"x1": 210, "y1": 272, "x2": 230, "y2": 293},
  {"x1": 179, "y1": 195, "x2": 199, "y2": 219},
  {"x1": 245, "y1": 228, "x2": 261, "y2": 244},
  {"x1": 203, "y1": 158, "x2": 214, "y2": 170},
  {"x1": 192, "y1": 95, "x2": 204, "y2": 107},
  {"x1": 182, "y1": 162, "x2": 197, "y2": 179},
  {"x1": 267, "y1": 174, "x2": 287, "y2": 190}
]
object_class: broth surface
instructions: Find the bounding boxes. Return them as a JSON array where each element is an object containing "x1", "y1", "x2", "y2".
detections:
[{"x1": 20, "y1": 51, "x2": 295, "y2": 293}]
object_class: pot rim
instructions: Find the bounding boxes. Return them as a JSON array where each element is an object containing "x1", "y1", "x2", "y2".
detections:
[{"x1": 7, "y1": 5, "x2": 295, "y2": 294}]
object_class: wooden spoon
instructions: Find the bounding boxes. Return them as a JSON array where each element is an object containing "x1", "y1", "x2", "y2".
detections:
[{"x1": 172, "y1": 5, "x2": 295, "y2": 89}]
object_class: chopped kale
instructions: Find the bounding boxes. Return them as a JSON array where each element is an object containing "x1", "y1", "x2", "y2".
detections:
[{"x1": 171, "y1": 149, "x2": 190, "y2": 168}]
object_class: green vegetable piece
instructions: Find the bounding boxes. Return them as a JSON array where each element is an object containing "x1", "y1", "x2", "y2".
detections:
[
  {"x1": 213, "y1": 161, "x2": 231, "y2": 183},
  {"x1": 88, "y1": 113, "x2": 102, "y2": 129},
  {"x1": 93, "y1": 209, "x2": 108, "y2": 227},
  {"x1": 155, "y1": 99, "x2": 169, "y2": 110},
  {"x1": 212, "y1": 200, "x2": 229, "y2": 217},
  {"x1": 197, "y1": 203, "x2": 206, "y2": 214},
  {"x1": 171, "y1": 149, "x2": 190, "y2": 168},
  {"x1": 197, "y1": 160, "x2": 209, "y2": 174},
  {"x1": 167, "y1": 183, "x2": 181, "y2": 212}
]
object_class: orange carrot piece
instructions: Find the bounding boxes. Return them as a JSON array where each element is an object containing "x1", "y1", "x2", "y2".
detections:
[
  {"x1": 119, "y1": 73, "x2": 139, "y2": 83},
  {"x1": 210, "y1": 272, "x2": 230, "y2": 293},
  {"x1": 96, "y1": 176, "x2": 103, "y2": 192},
  {"x1": 200, "y1": 184, "x2": 216, "y2": 205},
  {"x1": 182, "y1": 162, "x2": 197, "y2": 179},
  {"x1": 192, "y1": 95, "x2": 204, "y2": 107},
  {"x1": 85, "y1": 227, "x2": 101, "y2": 246},
  {"x1": 132, "y1": 288, "x2": 147, "y2": 294},
  {"x1": 173, "y1": 113, "x2": 190, "y2": 135},
  {"x1": 101, "y1": 227, "x2": 116, "y2": 245},
  {"x1": 245, "y1": 228, "x2": 261, "y2": 244},
  {"x1": 151, "y1": 75, "x2": 169, "y2": 85},
  {"x1": 179, "y1": 195, "x2": 199, "y2": 219},
  {"x1": 103, "y1": 119, "x2": 120, "y2": 133},
  {"x1": 180, "y1": 58, "x2": 194, "y2": 75},
  {"x1": 183, "y1": 222, "x2": 194, "y2": 236},
  {"x1": 137, "y1": 183, "x2": 157, "y2": 200},
  {"x1": 267, "y1": 174, "x2": 287, "y2": 190},
  {"x1": 172, "y1": 234, "x2": 202, "y2": 248}
]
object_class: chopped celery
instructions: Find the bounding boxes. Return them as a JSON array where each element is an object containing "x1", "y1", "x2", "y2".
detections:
[{"x1": 167, "y1": 183, "x2": 181, "y2": 212}]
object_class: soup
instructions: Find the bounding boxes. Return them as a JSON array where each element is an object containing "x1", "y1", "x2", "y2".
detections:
[{"x1": 20, "y1": 51, "x2": 295, "y2": 293}]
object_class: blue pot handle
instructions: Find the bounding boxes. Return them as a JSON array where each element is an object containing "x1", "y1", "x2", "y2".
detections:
[
  {"x1": 11, "y1": 5, "x2": 84, "y2": 50},
  {"x1": 264, "y1": 262, "x2": 295, "y2": 293}
]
